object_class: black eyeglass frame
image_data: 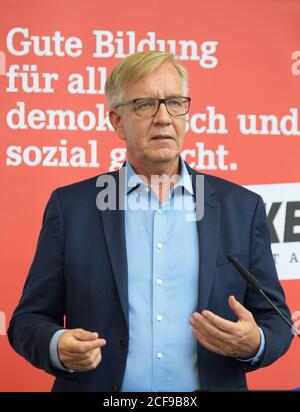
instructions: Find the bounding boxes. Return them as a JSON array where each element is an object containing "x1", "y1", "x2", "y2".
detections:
[{"x1": 114, "y1": 96, "x2": 191, "y2": 118}]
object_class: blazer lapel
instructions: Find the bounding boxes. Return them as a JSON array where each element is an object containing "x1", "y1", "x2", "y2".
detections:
[
  {"x1": 186, "y1": 163, "x2": 221, "y2": 312},
  {"x1": 98, "y1": 169, "x2": 129, "y2": 330}
]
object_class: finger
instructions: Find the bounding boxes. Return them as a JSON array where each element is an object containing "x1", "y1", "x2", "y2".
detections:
[
  {"x1": 61, "y1": 346, "x2": 99, "y2": 362},
  {"x1": 69, "y1": 337, "x2": 106, "y2": 354},
  {"x1": 228, "y1": 295, "x2": 251, "y2": 321},
  {"x1": 73, "y1": 349, "x2": 101, "y2": 367},
  {"x1": 192, "y1": 328, "x2": 227, "y2": 356},
  {"x1": 70, "y1": 351, "x2": 102, "y2": 371},
  {"x1": 189, "y1": 314, "x2": 231, "y2": 343},
  {"x1": 200, "y1": 310, "x2": 237, "y2": 334},
  {"x1": 72, "y1": 329, "x2": 99, "y2": 341}
]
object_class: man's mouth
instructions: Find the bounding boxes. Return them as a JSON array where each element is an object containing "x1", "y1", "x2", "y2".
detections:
[{"x1": 150, "y1": 135, "x2": 175, "y2": 141}]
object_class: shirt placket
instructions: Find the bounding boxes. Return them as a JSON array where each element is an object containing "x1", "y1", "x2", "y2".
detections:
[{"x1": 152, "y1": 199, "x2": 169, "y2": 391}]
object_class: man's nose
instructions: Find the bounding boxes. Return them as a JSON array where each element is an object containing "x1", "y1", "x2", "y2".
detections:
[{"x1": 153, "y1": 102, "x2": 172, "y2": 124}]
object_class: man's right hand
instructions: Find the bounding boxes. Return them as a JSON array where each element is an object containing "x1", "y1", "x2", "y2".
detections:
[{"x1": 57, "y1": 328, "x2": 107, "y2": 372}]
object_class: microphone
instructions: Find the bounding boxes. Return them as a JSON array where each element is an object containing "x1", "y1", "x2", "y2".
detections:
[{"x1": 226, "y1": 254, "x2": 300, "y2": 338}]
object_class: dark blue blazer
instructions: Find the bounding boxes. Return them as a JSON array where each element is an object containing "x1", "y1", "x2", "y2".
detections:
[{"x1": 8, "y1": 163, "x2": 293, "y2": 391}]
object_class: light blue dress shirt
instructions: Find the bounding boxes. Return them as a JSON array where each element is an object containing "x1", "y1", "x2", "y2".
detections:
[
  {"x1": 49, "y1": 156, "x2": 265, "y2": 389},
  {"x1": 121, "y1": 158, "x2": 200, "y2": 392}
]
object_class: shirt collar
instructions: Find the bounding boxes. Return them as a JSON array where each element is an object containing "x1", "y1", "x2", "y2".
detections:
[{"x1": 125, "y1": 156, "x2": 194, "y2": 196}]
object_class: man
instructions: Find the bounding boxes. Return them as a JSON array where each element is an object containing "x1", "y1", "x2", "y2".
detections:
[{"x1": 8, "y1": 51, "x2": 293, "y2": 392}]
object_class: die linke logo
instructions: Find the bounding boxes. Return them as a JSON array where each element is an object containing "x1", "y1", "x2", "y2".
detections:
[
  {"x1": 246, "y1": 183, "x2": 300, "y2": 280},
  {"x1": 267, "y1": 201, "x2": 300, "y2": 244}
]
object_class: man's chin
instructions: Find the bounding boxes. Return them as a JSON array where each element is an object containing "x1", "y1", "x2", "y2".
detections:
[{"x1": 150, "y1": 149, "x2": 179, "y2": 163}]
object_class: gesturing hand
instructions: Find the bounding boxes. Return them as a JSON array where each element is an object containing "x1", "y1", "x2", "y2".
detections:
[
  {"x1": 189, "y1": 295, "x2": 261, "y2": 359},
  {"x1": 57, "y1": 328, "x2": 107, "y2": 372}
]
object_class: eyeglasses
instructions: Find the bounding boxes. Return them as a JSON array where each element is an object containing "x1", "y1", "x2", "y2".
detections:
[{"x1": 114, "y1": 97, "x2": 191, "y2": 118}]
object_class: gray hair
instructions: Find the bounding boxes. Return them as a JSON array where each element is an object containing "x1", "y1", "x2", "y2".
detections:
[{"x1": 105, "y1": 50, "x2": 188, "y2": 108}]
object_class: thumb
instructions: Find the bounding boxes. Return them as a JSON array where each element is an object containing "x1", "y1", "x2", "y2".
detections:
[
  {"x1": 71, "y1": 328, "x2": 99, "y2": 342},
  {"x1": 228, "y1": 295, "x2": 251, "y2": 321}
]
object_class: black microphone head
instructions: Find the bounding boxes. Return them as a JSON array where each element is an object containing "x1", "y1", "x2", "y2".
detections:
[
  {"x1": 226, "y1": 254, "x2": 236, "y2": 265},
  {"x1": 226, "y1": 254, "x2": 261, "y2": 292}
]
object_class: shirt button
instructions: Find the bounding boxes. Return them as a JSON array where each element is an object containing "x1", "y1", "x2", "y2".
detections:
[
  {"x1": 156, "y1": 242, "x2": 162, "y2": 249},
  {"x1": 156, "y1": 315, "x2": 163, "y2": 321},
  {"x1": 145, "y1": 186, "x2": 150, "y2": 192},
  {"x1": 156, "y1": 278, "x2": 162, "y2": 285},
  {"x1": 157, "y1": 352, "x2": 163, "y2": 359},
  {"x1": 158, "y1": 209, "x2": 163, "y2": 214}
]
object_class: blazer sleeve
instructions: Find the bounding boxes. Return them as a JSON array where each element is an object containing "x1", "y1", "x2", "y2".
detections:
[
  {"x1": 240, "y1": 195, "x2": 294, "y2": 372},
  {"x1": 7, "y1": 190, "x2": 69, "y2": 377}
]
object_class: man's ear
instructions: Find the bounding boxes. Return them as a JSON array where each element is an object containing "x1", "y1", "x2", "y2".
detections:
[{"x1": 109, "y1": 109, "x2": 126, "y2": 141}]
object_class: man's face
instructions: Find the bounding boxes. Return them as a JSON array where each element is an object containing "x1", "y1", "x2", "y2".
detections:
[{"x1": 109, "y1": 62, "x2": 187, "y2": 170}]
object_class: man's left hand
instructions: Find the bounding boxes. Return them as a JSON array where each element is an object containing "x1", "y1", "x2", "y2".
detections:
[{"x1": 189, "y1": 295, "x2": 261, "y2": 358}]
